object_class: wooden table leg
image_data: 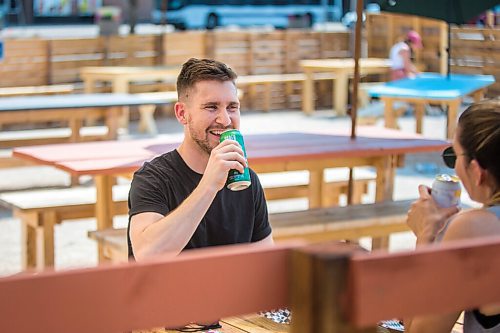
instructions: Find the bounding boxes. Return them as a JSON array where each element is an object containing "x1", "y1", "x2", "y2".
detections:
[
  {"x1": 40, "y1": 211, "x2": 57, "y2": 269},
  {"x1": 414, "y1": 103, "x2": 425, "y2": 134},
  {"x1": 113, "y1": 78, "x2": 130, "y2": 132},
  {"x1": 372, "y1": 156, "x2": 396, "y2": 250},
  {"x1": 374, "y1": 156, "x2": 395, "y2": 203},
  {"x1": 285, "y1": 81, "x2": 293, "y2": 109},
  {"x1": 333, "y1": 71, "x2": 348, "y2": 116},
  {"x1": 308, "y1": 170, "x2": 324, "y2": 209},
  {"x1": 264, "y1": 82, "x2": 271, "y2": 112},
  {"x1": 95, "y1": 175, "x2": 115, "y2": 263},
  {"x1": 302, "y1": 69, "x2": 314, "y2": 115},
  {"x1": 472, "y1": 89, "x2": 484, "y2": 102},
  {"x1": 83, "y1": 78, "x2": 97, "y2": 93},
  {"x1": 248, "y1": 84, "x2": 256, "y2": 111},
  {"x1": 447, "y1": 99, "x2": 460, "y2": 139},
  {"x1": 383, "y1": 97, "x2": 397, "y2": 129},
  {"x1": 138, "y1": 105, "x2": 157, "y2": 135},
  {"x1": 106, "y1": 106, "x2": 122, "y2": 139},
  {"x1": 21, "y1": 217, "x2": 36, "y2": 270}
]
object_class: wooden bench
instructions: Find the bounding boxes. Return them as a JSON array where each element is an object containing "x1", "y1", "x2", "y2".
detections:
[
  {"x1": 0, "y1": 84, "x2": 76, "y2": 97},
  {"x1": 88, "y1": 199, "x2": 412, "y2": 263},
  {"x1": 0, "y1": 92, "x2": 177, "y2": 168},
  {"x1": 260, "y1": 168, "x2": 375, "y2": 206},
  {"x1": 236, "y1": 73, "x2": 336, "y2": 112},
  {"x1": 1, "y1": 234, "x2": 498, "y2": 333},
  {"x1": 0, "y1": 173, "x2": 372, "y2": 269},
  {"x1": 0, "y1": 185, "x2": 130, "y2": 270}
]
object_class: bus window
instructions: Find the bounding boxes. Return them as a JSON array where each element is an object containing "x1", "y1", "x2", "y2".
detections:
[{"x1": 152, "y1": 0, "x2": 342, "y2": 29}]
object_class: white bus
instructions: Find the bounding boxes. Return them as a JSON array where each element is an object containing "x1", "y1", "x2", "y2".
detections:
[{"x1": 152, "y1": 0, "x2": 343, "y2": 30}]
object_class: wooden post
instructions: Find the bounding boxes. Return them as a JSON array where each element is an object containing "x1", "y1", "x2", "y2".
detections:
[{"x1": 290, "y1": 243, "x2": 376, "y2": 333}]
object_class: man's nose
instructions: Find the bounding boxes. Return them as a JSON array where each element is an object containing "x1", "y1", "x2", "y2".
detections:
[{"x1": 216, "y1": 109, "x2": 231, "y2": 126}]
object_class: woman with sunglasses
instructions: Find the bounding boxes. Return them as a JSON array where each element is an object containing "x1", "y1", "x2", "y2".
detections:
[{"x1": 404, "y1": 98, "x2": 500, "y2": 333}]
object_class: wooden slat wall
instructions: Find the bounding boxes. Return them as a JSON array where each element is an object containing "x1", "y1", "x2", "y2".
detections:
[
  {"x1": 0, "y1": 31, "x2": 352, "y2": 110},
  {"x1": 451, "y1": 27, "x2": 500, "y2": 96},
  {"x1": 248, "y1": 31, "x2": 287, "y2": 110},
  {"x1": 320, "y1": 31, "x2": 351, "y2": 59},
  {"x1": 285, "y1": 30, "x2": 322, "y2": 73},
  {"x1": 105, "y1": 35, "x2": 159, "y2": 67},
  {"x1": 49, "y1": 38, "x2": 105, "y2": 84},
  {"x1": 207, "y1": 31, "x2": 252, "y2": 75},
  {"x1": 0, "y1": 39, "x2": 49, "y2": 87},
  {"x1": 250, "y1": 31, "x2": 285, "y2": 75},
  {"x1": 163, "y1": 31, "x2": 207, "y2": 65},
  {"x1": 366, "y1": 13, "x2": 447, "y2": 74}
]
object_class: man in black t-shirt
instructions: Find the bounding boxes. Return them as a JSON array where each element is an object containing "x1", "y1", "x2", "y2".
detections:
[{"x1": 128, "y1": 58, "x2": 273, "y2": 261}]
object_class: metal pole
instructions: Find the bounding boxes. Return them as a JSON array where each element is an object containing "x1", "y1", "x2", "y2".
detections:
[{"x1": 347, "y1": 0, "x2": 363, "y2": 205}]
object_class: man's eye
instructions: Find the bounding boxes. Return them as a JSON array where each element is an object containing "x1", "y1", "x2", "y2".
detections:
[
  {"x1": 228, "y1": 106, "x2": 239, "y2": 112},
  {"x1": 205, "y1": 105, "x2": 217, "y2": 111}
]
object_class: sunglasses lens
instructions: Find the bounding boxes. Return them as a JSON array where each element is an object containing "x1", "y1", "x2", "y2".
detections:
[{"x1": 442, "y1": 146, "x2": 456, "y2": 169}]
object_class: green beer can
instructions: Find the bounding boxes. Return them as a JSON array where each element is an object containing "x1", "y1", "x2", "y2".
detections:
[{"x1": 219, "y1": 129, "x2": 251, "y2": 191}]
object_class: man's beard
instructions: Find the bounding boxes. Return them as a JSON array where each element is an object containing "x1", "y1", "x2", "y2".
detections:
[{"x1": 188, "y1": 121, "x2": 215, "y2": 155}]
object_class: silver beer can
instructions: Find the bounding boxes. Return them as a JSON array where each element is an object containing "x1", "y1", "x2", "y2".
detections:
[{"x1": 431, "y1": 174, "x2": 461, "y2": 208}]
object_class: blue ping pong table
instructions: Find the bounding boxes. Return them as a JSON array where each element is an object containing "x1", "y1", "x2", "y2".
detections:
[{"x1": 368, "y1": 73, "x2": 495, "y2": 139}]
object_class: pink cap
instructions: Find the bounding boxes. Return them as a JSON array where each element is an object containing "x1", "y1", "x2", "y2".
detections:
[{"x1": 407, "y1": 30, "x2": 423, "y2": 48}]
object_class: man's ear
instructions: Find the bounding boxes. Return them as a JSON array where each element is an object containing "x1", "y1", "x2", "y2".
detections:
[{"x1": 174, "y1": 102, "x2": 187, "y2": 125}]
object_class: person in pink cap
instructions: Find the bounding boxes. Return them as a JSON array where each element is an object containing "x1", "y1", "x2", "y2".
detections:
[{"x1": 389, "y1": 30, "x2": 423, "y2": 80}]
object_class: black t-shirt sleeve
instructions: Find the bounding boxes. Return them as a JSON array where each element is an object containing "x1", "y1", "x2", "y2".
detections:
[
  {"x1": 249, "y1": 170, "x2": 272, "y2": 242},
  {"x1": 128, "y1": 167, "x2": 171, "y2": 218}
]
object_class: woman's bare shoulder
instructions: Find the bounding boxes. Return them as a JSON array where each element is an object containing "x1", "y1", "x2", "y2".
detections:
[{"x1": 442, "y1": 207, "x2": 500, "y2": 241}]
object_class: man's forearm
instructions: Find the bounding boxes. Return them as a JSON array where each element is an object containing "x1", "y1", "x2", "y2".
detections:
[{"x1": 132, "y1": 180, "x2": 219, "y2": 259}]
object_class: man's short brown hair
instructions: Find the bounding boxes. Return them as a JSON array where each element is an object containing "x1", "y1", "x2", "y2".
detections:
[{"x1": 176, "y1": 58, "x2": 237, "y2": 101}]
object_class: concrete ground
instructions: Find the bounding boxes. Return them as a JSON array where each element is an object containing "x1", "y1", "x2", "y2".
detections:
[{"x1": 0, "y1": 107, "x2": 478, "y2": 276}]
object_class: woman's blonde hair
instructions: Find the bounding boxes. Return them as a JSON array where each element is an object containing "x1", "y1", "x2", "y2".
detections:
[{"x1": 458, "y1": 98, "x2": 500, "y2": 205}]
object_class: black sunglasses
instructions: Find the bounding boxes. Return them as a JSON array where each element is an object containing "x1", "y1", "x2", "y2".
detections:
[
  {"x1": 442, "y1": 146, "x2": 457, "y2": 169},
  {"x1": 442, "y1": 146, "x2": 470, "y2": 169},
  {"x1": 175, "y1": 322, "x2": 222, "y2": 332}
]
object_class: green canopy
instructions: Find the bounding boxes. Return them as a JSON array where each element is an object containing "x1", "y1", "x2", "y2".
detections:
[
  {"x1": 376, "y1": 0, "x2": 499, "y2": 76},
  {"x1": 376, "y1": 0, "x2": 499, "y2": 25}
]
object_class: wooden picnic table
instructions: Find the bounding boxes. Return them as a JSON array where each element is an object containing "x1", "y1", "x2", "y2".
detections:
[
  {"x1": 137, "y1": 313, "x2": 288, "y2": 333},
  {"x1": 13, "y1": 127, "x2": 448, "y2": 260},
  {"x1": 300, "y1": 58, "x2": 391, "y2": 116},
  {"x1": 0, "y1": 93, "x2": 177, "y2": 148},
  {"x1": 80, "y1": 66, "x2": 180, "y2": 130}
]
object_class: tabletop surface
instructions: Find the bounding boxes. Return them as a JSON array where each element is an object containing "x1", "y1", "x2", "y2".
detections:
[
  {"x1": 0, "y1": 92, "x2": 178, "y2": 111},
  {"x1": 80, "y1": 66, "x2": 180, "y2": 75},
  {"x1": 300, "y1": 58, "x2": 391, "y2": 69},
  {"x1": 368, "y1": 73, "x2": 495, "y2": 99},
  {"x1": 13, "y1": 127, "x2": 448, "y2": 176}
]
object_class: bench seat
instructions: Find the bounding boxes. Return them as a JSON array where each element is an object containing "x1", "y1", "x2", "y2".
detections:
[
  {"x1": 236, "y1": 73, "x2": 336, "y2": 112},
  {"x1": 0, "y1": 84, "x2": 76, "y2": 97},
  {"x1": 89, "y1": 199, "x2": 413, "y2": 263},
  {"x1": 0, "y1": 170, "x2": 373, "y2": 269},
  {"x1": 260, "y1": 168, "x2": 374, "y2": 205},
  {"x1": 0, "y1": 185, "x2": 130, "y2": 270}
]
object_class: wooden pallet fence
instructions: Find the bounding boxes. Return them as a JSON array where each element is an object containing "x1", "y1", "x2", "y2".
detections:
[
  {"x1": 366, "y1": 13, "x2": 447, "y2": 74},
  {"x1": 0, "y1": 30, "x2": 352, "y2": 108},
  {"x1": 285, "y1": 30, "x2": 322, "y2": 73},
  {"x1": 247, "y1": 31, "x2": 287, "y2": 110},
  {"x1": 49, "y1": 38, "x2": 105, "y2": 84},
  {"x1": 104, "y1": 34, "x2": 160, "y2": 67},
  {"x1": 206, "y1": 31, "x2": 252, "y2": 75},
  {"x1": 320, "y1": 31, "x2": 351, "y2": 59},
  {"x1": 249, "y1": 31, "x2": 285, "y2": 75},
  {"x1": 0, "y1": 38, "x2": 49, "y2": 87},
  {"x1": 451, "y1": 27, "x2": 500, "y2": 96},
  {"x1": 163, "y1": 31, "x2": 207, "y2": 66}
]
